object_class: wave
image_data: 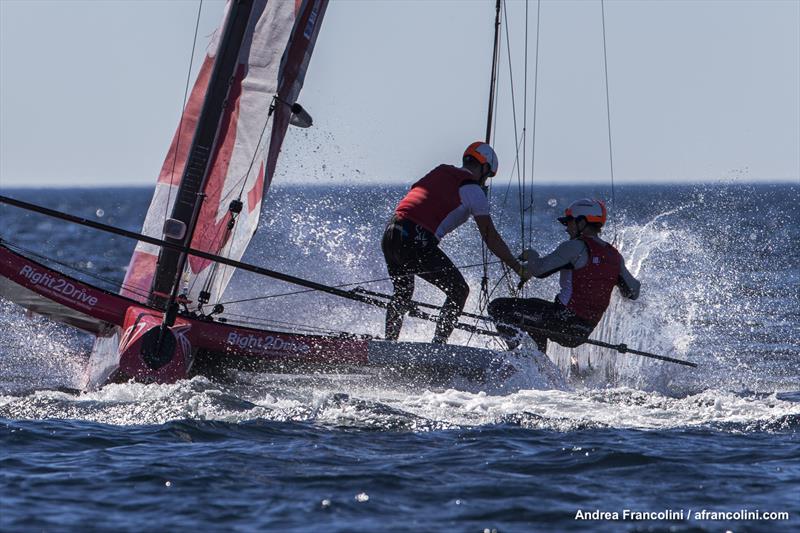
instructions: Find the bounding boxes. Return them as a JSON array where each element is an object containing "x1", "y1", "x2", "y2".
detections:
[{"x1": 1, "y1": 378, "x2": 796, "y2": 433}]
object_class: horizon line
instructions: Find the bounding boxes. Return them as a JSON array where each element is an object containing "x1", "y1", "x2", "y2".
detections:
[
  {"x1": 0, "y1": 177, "x2": 800, "y2": 190},
  {"x1": 1, "y1": 177, "x2": 798, "y2": 190}
]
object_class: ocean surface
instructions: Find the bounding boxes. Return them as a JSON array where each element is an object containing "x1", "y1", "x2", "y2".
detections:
[{"x1": 1, "y1": 182, "x2": 798, "y2": 532}]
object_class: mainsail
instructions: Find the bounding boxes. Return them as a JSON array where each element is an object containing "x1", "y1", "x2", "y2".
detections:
[{"x1": 121, "y1": 0, "x2": 327, "y2": 308}]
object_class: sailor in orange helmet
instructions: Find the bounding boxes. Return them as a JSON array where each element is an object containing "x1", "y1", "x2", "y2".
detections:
[
  {"x1": 382, "y1": 142, "x2": 532, "y2": 344},
  {"x1": 488, "y1": 198, "x2": 640, "y2": 353}
]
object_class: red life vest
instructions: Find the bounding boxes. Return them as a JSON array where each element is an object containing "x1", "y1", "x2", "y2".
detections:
[
  {"x1": 395, "y1": 165, "x2": 477, "y2": 237},
  {"x1": 563, "y1": 237, "x2": 622, "y2": 324}
]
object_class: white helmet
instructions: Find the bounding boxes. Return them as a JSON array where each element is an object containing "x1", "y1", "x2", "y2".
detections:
[
  {"x1": 463, "y1": 141, "x2": 499, "y2": 177},
  {"x1": 558, "y1": 198, "x2": 607, "y2": 226}
]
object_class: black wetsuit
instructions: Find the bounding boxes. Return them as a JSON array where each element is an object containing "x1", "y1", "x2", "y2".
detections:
[
  {"x1": 488, "y1": 297, "x2": 595, "y2": 353},
  {"x1": 381, "y1": 216, "x2": 469, "y2": 343}
]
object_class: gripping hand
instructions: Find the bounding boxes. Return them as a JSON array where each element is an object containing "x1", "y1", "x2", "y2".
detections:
[{"x1": 518, "y1": 248, "x2": 539, "y2": 262}]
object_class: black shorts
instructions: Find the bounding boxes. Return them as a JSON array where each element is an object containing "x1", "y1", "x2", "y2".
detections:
[
  {"x1": 488, "y1": 297, "x2": 596, "y2": 350},
  {"x1": 381, "y1": 216, "x2": 469, "y2": 342},
  {"x1": 381, "y1": 216, "x2": 465, "y2": 290}
]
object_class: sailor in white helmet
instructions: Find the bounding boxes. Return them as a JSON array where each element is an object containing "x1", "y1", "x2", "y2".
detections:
[{"x1": 488, "y1": 198, "x2": 640, "y2": 353}]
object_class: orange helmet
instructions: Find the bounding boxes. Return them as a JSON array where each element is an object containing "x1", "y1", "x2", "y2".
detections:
[
  {"x1": 558, "y1": 198, "x2": 607, "y2": 226},
  {"x1": 463, "y1": 142, "x2": 498, "y2": 177}
]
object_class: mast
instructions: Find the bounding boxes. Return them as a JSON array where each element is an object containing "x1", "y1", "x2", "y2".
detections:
[
  {"x1": 485, "y1": 0, "x2": 502, "y2": 143},
  {"x1": 149, "y1": 0, "x2": 256, "y2": 311},
  {"x1": 479, "y1": 0, "x2": 503, "y2": 310}
]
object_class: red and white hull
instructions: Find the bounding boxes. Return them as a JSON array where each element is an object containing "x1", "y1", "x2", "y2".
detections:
[{"x1": 1, "y1": 244, "x2": 500, "y2": 389}]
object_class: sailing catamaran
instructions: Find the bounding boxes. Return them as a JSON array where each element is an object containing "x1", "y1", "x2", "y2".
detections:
[
  {"x1": 0, "y1": 0, "x2": 518, "y2": 389},
  {"x1": 0, "y1": 1, "x2": 694, "y2": 389}
]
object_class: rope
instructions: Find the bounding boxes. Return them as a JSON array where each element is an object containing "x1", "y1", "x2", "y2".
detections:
[
  {"x1": 526, "y1": 0, "x2": 542, "y2": 254},
  {"x1": 466, "y1": 266, "x2": 511, "y2": 346},
  {"x1": 164, "y1": 0, "x2": 204, "y2": 234},
  {"x1": 186, "y1": 72, "x2": 278, "y2": 303},
  {"x1": 207, "y1": 100, "x2": 278, "y2": 297},
  {"x1": 217, "y1": 260, "x2": 504, "y2": 306},
  {"x1": 492, "y1": 1, "x2": 527, "y2": 302},
  {"x1": 600, "y1": 0, "x2": 618, "y2": 243},
  {"x1": 497, "y1": 0, "x2": 523, "y2": 230},
  {"x1": 478, "y1": 0, "x2": 504, "y2": 317},
  {"x1": 521, "y1": 0, "x2": 529, "y2": 257}
]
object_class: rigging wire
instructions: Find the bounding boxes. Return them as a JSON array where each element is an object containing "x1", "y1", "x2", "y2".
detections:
[
  {"x1": 473, "y1": 0, "x2": 528, "y2": 336},
  {"x1": 158, "y1": 0, "x2": 280, "y2": 331},
  {"x1": 2, "y1": 240, "x2": 151, "y2": 301},
  {"x1": 161, "y1": 0, "x2": 276, "y2": 306},
  {"x1": 496, "y1": 0, "x2": 535, "y2": 302},
  {"x1": 163, "y1": 0, "x2": 204, "y2": 234},
  {"x1": 187, "y1": 73, "x2": 278, "y2": 304},
  {"x1": 478, "y1": 0, "x2": 504, "y2": 318},
  {"x1": 215, "y1": 311, "x2": 359, "y2": 337},
  {"x1": 469, "y1": 0, "x2": 508, "y2": 345},
  {"x1": 600, "y1": 0, "x2": 618, "y2": 243},
  {"x1": 476, "y1": 1, "x2": 524, "y2": 295},
  {"x1": 486, "y1": 270, "x2": 514, "y2": 349},
  {"x1": 467, "y1": 258, "x2": 515, "y2": 347},
  {"x1": 217, "y1": 260, "x2": 504, "y2": 306},
  {"x1": 485, "y1": 0, "x2": 503, "y2": 143},
  {"x1": 2, "y1": 233, "x2": 469, "y2": 339},
  {"x1": 526, "y1": 0, "x2": 542, "y2": 254},
  {"x1": 496, "y1": 1, "x2": 524, "y2": 232},
  {"x1": 521, "y1": 0, "x2": 529, "y2": 263},
  {"x1": 3, "y1": 239, "x2": 363, "y2": 337}
]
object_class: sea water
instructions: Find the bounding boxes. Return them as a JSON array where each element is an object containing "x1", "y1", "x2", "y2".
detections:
[{"x1": 1, "y1": 183, "x2": 798, "y2": 532}]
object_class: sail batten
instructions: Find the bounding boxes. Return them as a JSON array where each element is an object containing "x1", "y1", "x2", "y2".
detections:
[{"x1": 122, "y1": 0, "x2": 328, "y2": 309}]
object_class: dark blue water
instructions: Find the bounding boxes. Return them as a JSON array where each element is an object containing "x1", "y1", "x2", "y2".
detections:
[
  {"x1": 3, "y1": 417, "x2": 799, "y2": 532},
  {"x1": 1, "y1": 183, "x2": 799, "y2": 531}
]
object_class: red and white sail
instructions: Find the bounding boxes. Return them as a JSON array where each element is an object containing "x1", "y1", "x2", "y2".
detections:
[{"x1": 122, "y1": 0, "x2": 327, "y2": 306}]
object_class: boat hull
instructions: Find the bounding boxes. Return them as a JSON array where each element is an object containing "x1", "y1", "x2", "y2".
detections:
[
  {"x1": 115, "y1": 308, "x2": 193, "y2": 384},
  {"x1": 1, "y1": 243, "x2": 506, "y2": 388},
  {"x1": 90, "y1": 311, "x2": 501, "y2": 388}
]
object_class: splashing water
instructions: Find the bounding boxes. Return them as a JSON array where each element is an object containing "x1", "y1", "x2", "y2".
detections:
[
  {"x1": 1, "y1": 375, "x2": 797, "y2": 433},
  {"x1": 0, "y1": 184, "x2": 797, "y2": 431},
  {"x1": 549, "y1": 205, "x2": 703, "y2": 394}
]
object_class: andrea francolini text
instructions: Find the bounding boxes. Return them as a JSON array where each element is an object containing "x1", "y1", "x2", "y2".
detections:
[{"x1": 575, "y1": 509, "x2": 685, "y2": 521}]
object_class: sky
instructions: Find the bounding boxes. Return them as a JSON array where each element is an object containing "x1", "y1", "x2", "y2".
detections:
[{"x1": 0, "y1": 0, "x2": 798, "y2": 188}]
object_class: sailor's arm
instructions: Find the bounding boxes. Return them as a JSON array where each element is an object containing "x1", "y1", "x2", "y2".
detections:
[
  {"x1": 460, "y1": 184, "x2": 524, "y2": 275},
  {"x1": 473, "y1": 215, "x2": 524, "y2": 274},
  {"x1": 524, "y1": 240, "x2": 582, "y2": 278},
  {"x1": 617, "y1": 259, "x2": 641, "y2": 300}
]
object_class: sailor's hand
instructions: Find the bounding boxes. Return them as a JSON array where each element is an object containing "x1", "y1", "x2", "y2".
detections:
[
  {"x1": 514, "y1": 261, "x2": 534, "y2": 290},
  {"x1": 521, "y1": 263, "x2": 535, "y2": 281},
  {"x1": 518, "y1": 248, "x2": 539, "y2": 262},
  {"x1": 514, "y1": 261, "x2": 534, "y2": 282}
]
